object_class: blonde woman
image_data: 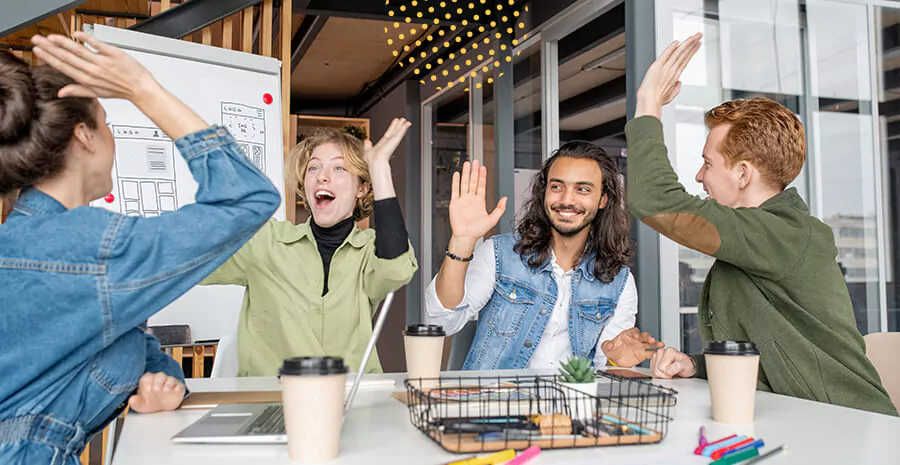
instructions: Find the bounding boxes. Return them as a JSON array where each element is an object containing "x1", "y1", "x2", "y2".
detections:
[{"x1": 203, "y1": 120, "x2": 418, "y2": 376}]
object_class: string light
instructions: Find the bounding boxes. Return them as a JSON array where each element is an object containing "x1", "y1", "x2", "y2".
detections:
[{"x1": 384, "y1": 1, "x2": 528, "y2": 89}]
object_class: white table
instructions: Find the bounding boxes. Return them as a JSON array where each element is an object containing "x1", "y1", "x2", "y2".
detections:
[{"x1": 112, "y1": 370, "x2": 900, "y2": 464}]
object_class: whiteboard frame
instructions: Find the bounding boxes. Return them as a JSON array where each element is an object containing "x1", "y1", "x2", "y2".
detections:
[{"x1": 87, "y1": 24, "x2": 282, "y2": 76}]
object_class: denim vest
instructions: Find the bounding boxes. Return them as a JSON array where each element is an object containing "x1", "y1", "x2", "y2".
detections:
[
  {"x1": 0, "y1": 126, "x2": 279, "y2": 464},
  {"x1": 462, "y1": 234, "x2": 630, "y2": 370}
]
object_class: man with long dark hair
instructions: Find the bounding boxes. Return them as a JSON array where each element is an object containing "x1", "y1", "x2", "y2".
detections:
[{"x1": 424, "y1": 142, "x2": 662, "y2": 370}]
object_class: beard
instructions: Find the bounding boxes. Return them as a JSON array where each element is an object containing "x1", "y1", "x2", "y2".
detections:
[{"x1": 546, "y1": 204, "x2": 598, "y2": 237}]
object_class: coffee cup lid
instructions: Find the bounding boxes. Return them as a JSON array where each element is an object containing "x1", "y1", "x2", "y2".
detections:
[
  {"x1": 404, "y1": 324, "x2": 445, "y2": 336},
  {"x1": 703, "y1": 341, "x2": 760, "y2": 356},
  {"x1": 279, "y1": 356, "x2": 348, "y2": 376}
]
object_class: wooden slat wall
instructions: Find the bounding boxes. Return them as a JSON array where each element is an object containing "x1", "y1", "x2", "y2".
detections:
[
  {"x1": 281, "y1": 0, "x2": 294, "y2": 223},
  {"x1": 242, "y1": 7, "x2": 253, "y2": 53},
  {"x1": 261, "y1": 0, "x2": 273, "y2": 57}
]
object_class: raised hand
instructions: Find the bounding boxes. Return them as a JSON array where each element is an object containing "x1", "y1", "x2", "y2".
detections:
[
  {"x1": 32, "y1": 31, "x2": 208, "y2": 139},
  {"x1": 449, "y1": 160, "x2": 507, "y2": 241},
  {"x1": 31, "y1": 32, "x2": 159, "y2": 102},
  {"x1": 365, "y1": 117, "x2": 411, "y2": 201},
  {"x1": 600, "y1": 327, "x2": 665, "y2": 368},
  {"x1": 364, "y1": 118, "x2": 412, "y2": 167},
  {"x1": 128, "y1": 372, "x2": 186, "y2": 414},
  {"x1": 635, "y1": 33, "x2": 702, "y2": 119}
]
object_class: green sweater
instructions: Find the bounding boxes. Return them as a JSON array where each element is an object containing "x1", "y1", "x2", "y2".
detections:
[{"x1": 626, "y1": 116, "x2": 897, "y2": 416}]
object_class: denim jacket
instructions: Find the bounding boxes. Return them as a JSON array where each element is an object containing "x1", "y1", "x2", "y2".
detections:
[
  {"x1": 462, "y1": 234, "x2": 630, "y2": 370},
  {"x1": 0, "y1": 126, "x2": 280, "y2": 465}
]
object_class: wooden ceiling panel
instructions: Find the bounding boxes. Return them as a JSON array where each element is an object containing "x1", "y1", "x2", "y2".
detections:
[
  {"x1": 291, "y1": 17, "x2": 418, "y2": 100},
  {"x1": 2, "y1": 0, "x2": 148, "y2": 48}
]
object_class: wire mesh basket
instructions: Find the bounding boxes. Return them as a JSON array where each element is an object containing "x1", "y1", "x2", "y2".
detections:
[{"x1": 404, "y1": 371, "x2": 677, "y2": 453}]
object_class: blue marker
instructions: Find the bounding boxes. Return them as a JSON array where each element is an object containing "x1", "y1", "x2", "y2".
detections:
[
  {"x1": 722, "y1": 439, "x2": 765, "y2": 458},
  {"x1": 600, "y1": 415, "x2": 653, "y2": 435},
  {"x1": 701, "y1": 435, "x2": 748, "y2": 457}
]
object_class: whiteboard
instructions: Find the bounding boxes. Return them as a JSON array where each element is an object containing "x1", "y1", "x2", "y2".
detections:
[{"x1": 86, "y1": 24, "x2": 285, "y2": 340}]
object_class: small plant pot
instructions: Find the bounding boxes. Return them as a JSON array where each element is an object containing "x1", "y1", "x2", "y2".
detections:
[{"x1": 557, "y1": 381, "x2": 598, "y2": 421}]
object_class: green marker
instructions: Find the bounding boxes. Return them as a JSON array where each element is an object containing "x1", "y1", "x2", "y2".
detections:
[{"x1": 710, "y1": 446, "x2": 759, "y2": 465}]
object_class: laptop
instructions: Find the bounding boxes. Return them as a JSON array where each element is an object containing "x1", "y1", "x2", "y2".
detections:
[{"x1": 171, "y1": 292, "x2": 397, "y2": 444}]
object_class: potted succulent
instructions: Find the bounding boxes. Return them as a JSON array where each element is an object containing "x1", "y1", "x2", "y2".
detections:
[
  {"x1": 556, "y1": 356, "x2": 598, "y2": 419},
  {"x1": 557, "y1": 356, "x2": 597, "y2": 393}
]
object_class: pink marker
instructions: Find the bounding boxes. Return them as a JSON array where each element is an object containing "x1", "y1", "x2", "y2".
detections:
[{"x1": 506, "y1": 446, "x2": 540, "y2": 465}]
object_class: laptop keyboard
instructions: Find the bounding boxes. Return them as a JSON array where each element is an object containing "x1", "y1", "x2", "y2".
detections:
[{"x1": 243, "y1": 405, "x2": 285, "y2": 435}]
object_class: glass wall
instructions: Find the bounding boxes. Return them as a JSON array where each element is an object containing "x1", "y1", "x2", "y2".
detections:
[
  {"x1": 657, "y1": 0, "x2": 892, "y2": 349},
  {"x1": 876, "y1": 5, "x2": 900, "y2": 332},
  {"x1": 421, "y1": 0, "x2": 898, "y2": 339},
  {"x1": 428, "y1": 85, "x2": 469, "y2": 278}
]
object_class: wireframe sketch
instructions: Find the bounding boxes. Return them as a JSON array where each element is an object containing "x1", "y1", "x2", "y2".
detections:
[
  {"x1": 222, "y1": 102, "x2": 266, "y2": 171},
  {"x1": 109, "y1": 125, "x2": 178, "y2": 217}
]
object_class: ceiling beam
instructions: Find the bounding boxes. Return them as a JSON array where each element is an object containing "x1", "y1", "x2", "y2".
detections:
[
  {"x1": 74, "y1": 9, "x2": 150, "y2": 19},
  {"x1": 131, "y1": 0, "x2": 263, "y2": 38},
  {"x1": 515, "y1": 76, "x2": 626, "y2": 135},
  {"x1": 296, "y1": 0, "x2": 471, "y2": 24},
  {"x1": 560, "y1": 117, "x2": 626, "y2": 142},
  {"x1": 290, "y1": 15, "x2": 327, "y2": 69},
  {"x1": 0, "y1": 0, "x2": 86, "y2": 38},
  {"x1": 559, "y1": 76, "x2": 625, "y2": 119}
]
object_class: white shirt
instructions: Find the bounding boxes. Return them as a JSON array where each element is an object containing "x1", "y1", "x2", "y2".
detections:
[{"x1": 424, "y1": 238, "x2": 638, "y2": 368}]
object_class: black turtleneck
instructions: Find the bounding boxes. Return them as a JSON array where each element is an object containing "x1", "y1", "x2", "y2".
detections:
[
  {"x1": 311, "y1": 197, "x2": 410, "y2": 296},
  {"x1": 311, "y1": 216, "x2": 354, "y2": 296}
]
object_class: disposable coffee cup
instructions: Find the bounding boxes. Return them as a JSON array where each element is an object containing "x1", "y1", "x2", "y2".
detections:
[
  {"x1": 704, "y1": 341, "x2": 760, "y2": 424},
  {"x1": 404, "y1": 324, "x2": 446, "y2": 388},
  {"x1": 280, "y1": 356, "x2": 348, "y2": 463}
]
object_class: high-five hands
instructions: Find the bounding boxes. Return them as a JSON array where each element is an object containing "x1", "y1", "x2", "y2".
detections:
[
  {"x1": 31, "y1": 32, "x2": 158, "y2": 102},
  {"x1": 635, "y1": 33, "x2": 702, "y2": 119},
  {"x1": 449, "y1": 160, "x2": 507, "y2": 242},
  {"x1": 364, "y1": 118, "x2": 411, "y2": 167}
]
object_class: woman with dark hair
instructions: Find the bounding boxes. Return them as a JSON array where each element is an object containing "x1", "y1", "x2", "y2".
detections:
[
  {"x1": 0, "y1": 32, "x2": 279, "y2": 463},
  {"x1": 424, "y1": 141, "x2": 662, "y2": 370}
]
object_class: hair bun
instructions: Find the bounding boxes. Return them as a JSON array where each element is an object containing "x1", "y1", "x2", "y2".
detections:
[{"x1": 0, "y1": 52, "x2": 35, "y2": 144}]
